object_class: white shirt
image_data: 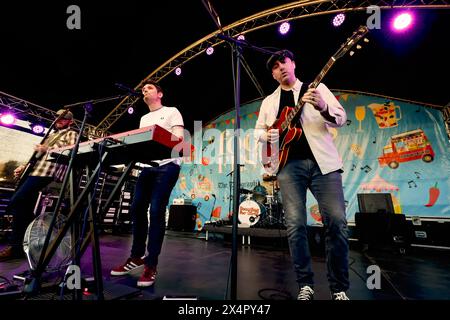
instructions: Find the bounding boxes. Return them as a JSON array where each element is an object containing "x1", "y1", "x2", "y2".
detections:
[
  {"x1": 255, "y1": 79, "x2": 347, "y2": 175},
  {"x1": 139, "y1": 106, "x2": 184, "y2": 167}
]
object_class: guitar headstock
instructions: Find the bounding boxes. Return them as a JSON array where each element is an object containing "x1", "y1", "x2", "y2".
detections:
[{"x1": 333, "y1": 25, "x2": 369, "y2": 60}]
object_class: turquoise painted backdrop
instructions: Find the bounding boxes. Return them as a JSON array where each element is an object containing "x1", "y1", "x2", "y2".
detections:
[{"x1": 170, "y1": 92, "x2": 450, "y2": 229}]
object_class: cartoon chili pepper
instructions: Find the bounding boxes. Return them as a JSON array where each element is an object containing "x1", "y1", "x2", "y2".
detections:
[{"x1": 424, "y1": 182, "x2": 440, "y2": 207}]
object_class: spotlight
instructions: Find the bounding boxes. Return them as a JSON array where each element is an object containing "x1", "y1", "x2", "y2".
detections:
[
  {"x1": 0, "y1": 113, "x2": 16, "y2": 125},
  {"x1": 332, "y1": 13, "x2": 346, "y2": 27},
  {"x1": 175, "y1": 67, "x2": 182, "y2": 76},
  {"x1": 278, "y1": 22, "x2": 290, "y2": 35},
  {"x1": 393, "y1": 12, "x2": 413, "y2": 31},
  {"x1": 237, "y1": 35, "x2": 245, "y2": 41},
  {"x1": 127, "y1": 107, "x2": 134, "y2": 115},
  {"x1": 206, "y1": 47, "x2": 214, "y2": 55},
  {"x1": 31, "y1": 124, "x2": 45, "y2": 134}
]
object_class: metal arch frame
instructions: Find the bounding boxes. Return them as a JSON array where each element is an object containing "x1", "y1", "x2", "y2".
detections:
[
  {"x1": 95, "y1": 0, "x2": 450, "y2": 133},
  {"x1": 0, "y1": 90, "x2": 100, "y2": 137}
]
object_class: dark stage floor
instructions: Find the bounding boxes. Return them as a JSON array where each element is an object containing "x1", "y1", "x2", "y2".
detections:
[{"x1": 1, "y1": 230, "x2": 450, "y2": 300}]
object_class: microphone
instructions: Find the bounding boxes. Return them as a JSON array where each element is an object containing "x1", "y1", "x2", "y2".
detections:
[{"x1": 114, "y1": 83, "x2": 142, "y2": 97}]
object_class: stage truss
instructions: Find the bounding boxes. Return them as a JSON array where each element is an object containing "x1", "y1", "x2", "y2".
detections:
[
  {"x1": 0, "y1": 91, "x2": 101, "y2": 137},
  {"x1": 95, "y1": 0, "x2": 450, "y2": 135}
]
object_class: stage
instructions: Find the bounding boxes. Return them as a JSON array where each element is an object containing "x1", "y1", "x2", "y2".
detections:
[{"x1": 1, "y1": 230, "x2": 450, "y2": 300}]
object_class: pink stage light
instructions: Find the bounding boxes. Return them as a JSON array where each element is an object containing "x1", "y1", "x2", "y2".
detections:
[
  {"x1": 332, "y1": 13, "x2": 346, "y2": 27},
  {"x1": 127, "y1": 107, "x2": 134, "y2": 115},
  {"x1": 393, "y1": 13, "x2": 413, "y2": 31},
  {"x1": 237, "y1": 35, "x2": 245, "y2": 41},
  {"x1": 0, "y1": 113, "x2": 16, "y2": 125},
  {"x1": 206, "y1": 47, "x2": 214, "y2": 55},
  {"x1": 175, "y1": 67, "x2": 182, "y2": 76},
  {"x1": 278, "y1": 22, "x2": 290, "y2": 35},
  {"x1": 32, "y1": 124, "x2": 45, "y2": 134}
]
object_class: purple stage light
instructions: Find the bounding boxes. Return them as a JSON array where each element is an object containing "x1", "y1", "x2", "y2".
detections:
[
  {"x1": 237, "y1": 35, "x2": 245, "y2": 41},
  {"x1": 32, "y1": 124, "x2": 45, "y2": 134},
  {"x1": 127, "y1": 107, "x2": 134, "y2": 115},
  {"x1": 332, "y1": 13, "x2": 345, "y2": 27},
  {"x1": 206, "y1": 47, "x2": 214, "y2": 55},
  {"x1": 0, "y1": 113, "x2": 16, "y2": 125},
  {"x1": 278, "y1": 22, "x2": 290, "y2": 35},
  {"x1": 175, "y1": 67, "x2": 182, "y2": 76},
  {"x1": 393, "y1": 13, "x2": 413, "y2": 31}
]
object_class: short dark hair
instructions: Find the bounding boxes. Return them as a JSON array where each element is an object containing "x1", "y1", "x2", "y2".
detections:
[
  {"x1": 141, "y1": 80, "x2": 163, "y2": 94},
  {"x1": 266, "y1": 49, "x2": 295, "y2": 71}
]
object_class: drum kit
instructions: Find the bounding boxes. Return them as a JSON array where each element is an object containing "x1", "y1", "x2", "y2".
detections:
[{"x1": 238, "y1": 174, "x2": 285, "y2": 229}]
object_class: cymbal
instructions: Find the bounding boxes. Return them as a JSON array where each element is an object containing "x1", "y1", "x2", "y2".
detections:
[{"x1": 262, "y1": 174, "x2": 277, "y2": 182}]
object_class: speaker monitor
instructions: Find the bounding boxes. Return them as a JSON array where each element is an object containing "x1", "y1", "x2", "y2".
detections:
[
  {"x1": 168, "y1": 205, "x2": 196, "y2": 231},
  {"x1": 355, "y1": 212, "x2": 409, "y2": 249}
]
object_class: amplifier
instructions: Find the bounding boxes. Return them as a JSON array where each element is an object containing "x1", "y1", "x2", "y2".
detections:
[
  {"x1": 172, "y1": 198, "x2": 193, "y2": 205},
  {"x1": 168, "y1": 205, "x2": 196, "y2": 231}
]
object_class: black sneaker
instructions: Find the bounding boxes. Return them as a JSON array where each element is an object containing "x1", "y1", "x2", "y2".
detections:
[
  {"x1": 331, "y1": 291, "x2": 349, "y2": 300},
  {"x1": 297, "y1": 285, "x2": 314, "y2": 300}
]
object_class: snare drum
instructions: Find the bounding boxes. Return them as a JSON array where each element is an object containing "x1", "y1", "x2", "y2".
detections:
[{"x1": 238, "y1": 199, "x2": 266, "y2": 228}]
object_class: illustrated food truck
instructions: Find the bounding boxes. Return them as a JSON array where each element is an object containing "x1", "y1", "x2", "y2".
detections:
[{"x1": 378, "y1": 129, "x2": 434, "y2": 169}]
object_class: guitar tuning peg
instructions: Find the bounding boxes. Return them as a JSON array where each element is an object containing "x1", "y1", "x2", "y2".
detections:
[
  {"x1": 349, "y1": 51, "x2": 355, "y2": 56},
  {"x1": 356, "y1": 45, "x2": 362, "y2": 49},
  {"x1": 364, "y1": 38, "x2": 369, "y2": 43}
]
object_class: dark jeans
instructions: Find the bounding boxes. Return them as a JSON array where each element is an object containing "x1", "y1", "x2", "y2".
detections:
[
  {"x1": 8, "y1": 176, "x2": 53, "y2": 249},
  {"x1": 277, "y1": 159, "x2": 349, "y2": 293},
  {"x1": 130, "y1": 162, "x2": 181, "y2": 267}
]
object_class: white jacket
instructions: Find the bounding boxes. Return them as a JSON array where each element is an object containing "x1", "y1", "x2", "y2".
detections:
[{"x1": 255, "y1": 79, "x2": 347, "y2": 175}]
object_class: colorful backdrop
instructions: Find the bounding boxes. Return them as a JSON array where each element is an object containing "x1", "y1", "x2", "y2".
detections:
[{"x1": 170, "y1": 91, "x2": 450, "y2": 229}]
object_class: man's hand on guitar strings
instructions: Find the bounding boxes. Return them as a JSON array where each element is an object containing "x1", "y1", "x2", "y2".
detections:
[{"x1": 302, "y1": 88, "x2": 327, "y2": 112}]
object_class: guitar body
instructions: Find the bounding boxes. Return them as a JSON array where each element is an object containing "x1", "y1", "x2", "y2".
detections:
[
  {"x1": 261, "y1": 106, "x2": 303, "y2": 175},
  {"x1": 260, "y1": 25, "x2": 369, "y2": 175}
]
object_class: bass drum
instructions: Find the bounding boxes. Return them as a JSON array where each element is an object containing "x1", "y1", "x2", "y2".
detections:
[{"x1": 238, "y1": 199, "x2": 266, "y2": 228}]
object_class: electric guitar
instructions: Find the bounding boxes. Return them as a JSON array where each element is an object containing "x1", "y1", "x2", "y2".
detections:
[{"x1": 261, "y1": 25, "x2": 369, "y2": 174}]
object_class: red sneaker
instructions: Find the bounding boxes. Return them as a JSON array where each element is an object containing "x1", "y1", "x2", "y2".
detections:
[
  {"x1": 137, "y1": 265, "x2": 157, "y2": 287},
  {"x1": 110, "y1": 257, "x2": 144, "y2": 276}
]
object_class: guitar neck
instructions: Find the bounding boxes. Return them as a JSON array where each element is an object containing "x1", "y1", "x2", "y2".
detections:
[{"x1": 281, "y1": 57, "x2": 336, "y2": 131}]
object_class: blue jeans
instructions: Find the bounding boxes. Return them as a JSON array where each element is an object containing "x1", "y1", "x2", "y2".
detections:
[
  {"x1": 277, "y1": 159, "x2": 349, "y2": 293},
  {"x1": 130, "y1": 162, "x2": 180, "y2": 267},
  {"x1": 8, "y1": 176, "x2": 53, "y2": 249}
]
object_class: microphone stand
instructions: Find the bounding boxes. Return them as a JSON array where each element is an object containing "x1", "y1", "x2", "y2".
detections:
[
  {"x1": 216, "y1": 34, "x2": 283, "y2": 301},
  {"x1": 202, "y1": 0, "x2": 280, "y2": 301},
  {"x1": 23, "y1": 95, "x2": 121, "y2": 299}
]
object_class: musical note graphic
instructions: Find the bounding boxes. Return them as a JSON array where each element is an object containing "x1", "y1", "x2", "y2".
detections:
[
  {"x1": 372, "y1": 137, "x2": 377, "y2": 144},
  {"x1": 197, "y1": 202, "x2": 202, "y2": 209},
  {"x1": 360, "y1": 165, "x2": 372, "y2": 173},
  {"x1": 346, "y1": 119, "x2": 352, "y2": 126},
  {"x1": 408, "y1": 180, "x2": 417, "y2": 188},
  {"x1": 351, "y1": 164, "x2": 356, "y2": 171},
  {"x1": 414, "y1": 172, "x2": 421, "y2": 179}
]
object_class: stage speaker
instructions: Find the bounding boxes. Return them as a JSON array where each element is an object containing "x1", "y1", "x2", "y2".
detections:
[
  {"x1": 168, "y1": 205, "x2": 196, "y2": 231},
  {"x1": 355, "y1": 212, "x2": 409, "y2": 252}
]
